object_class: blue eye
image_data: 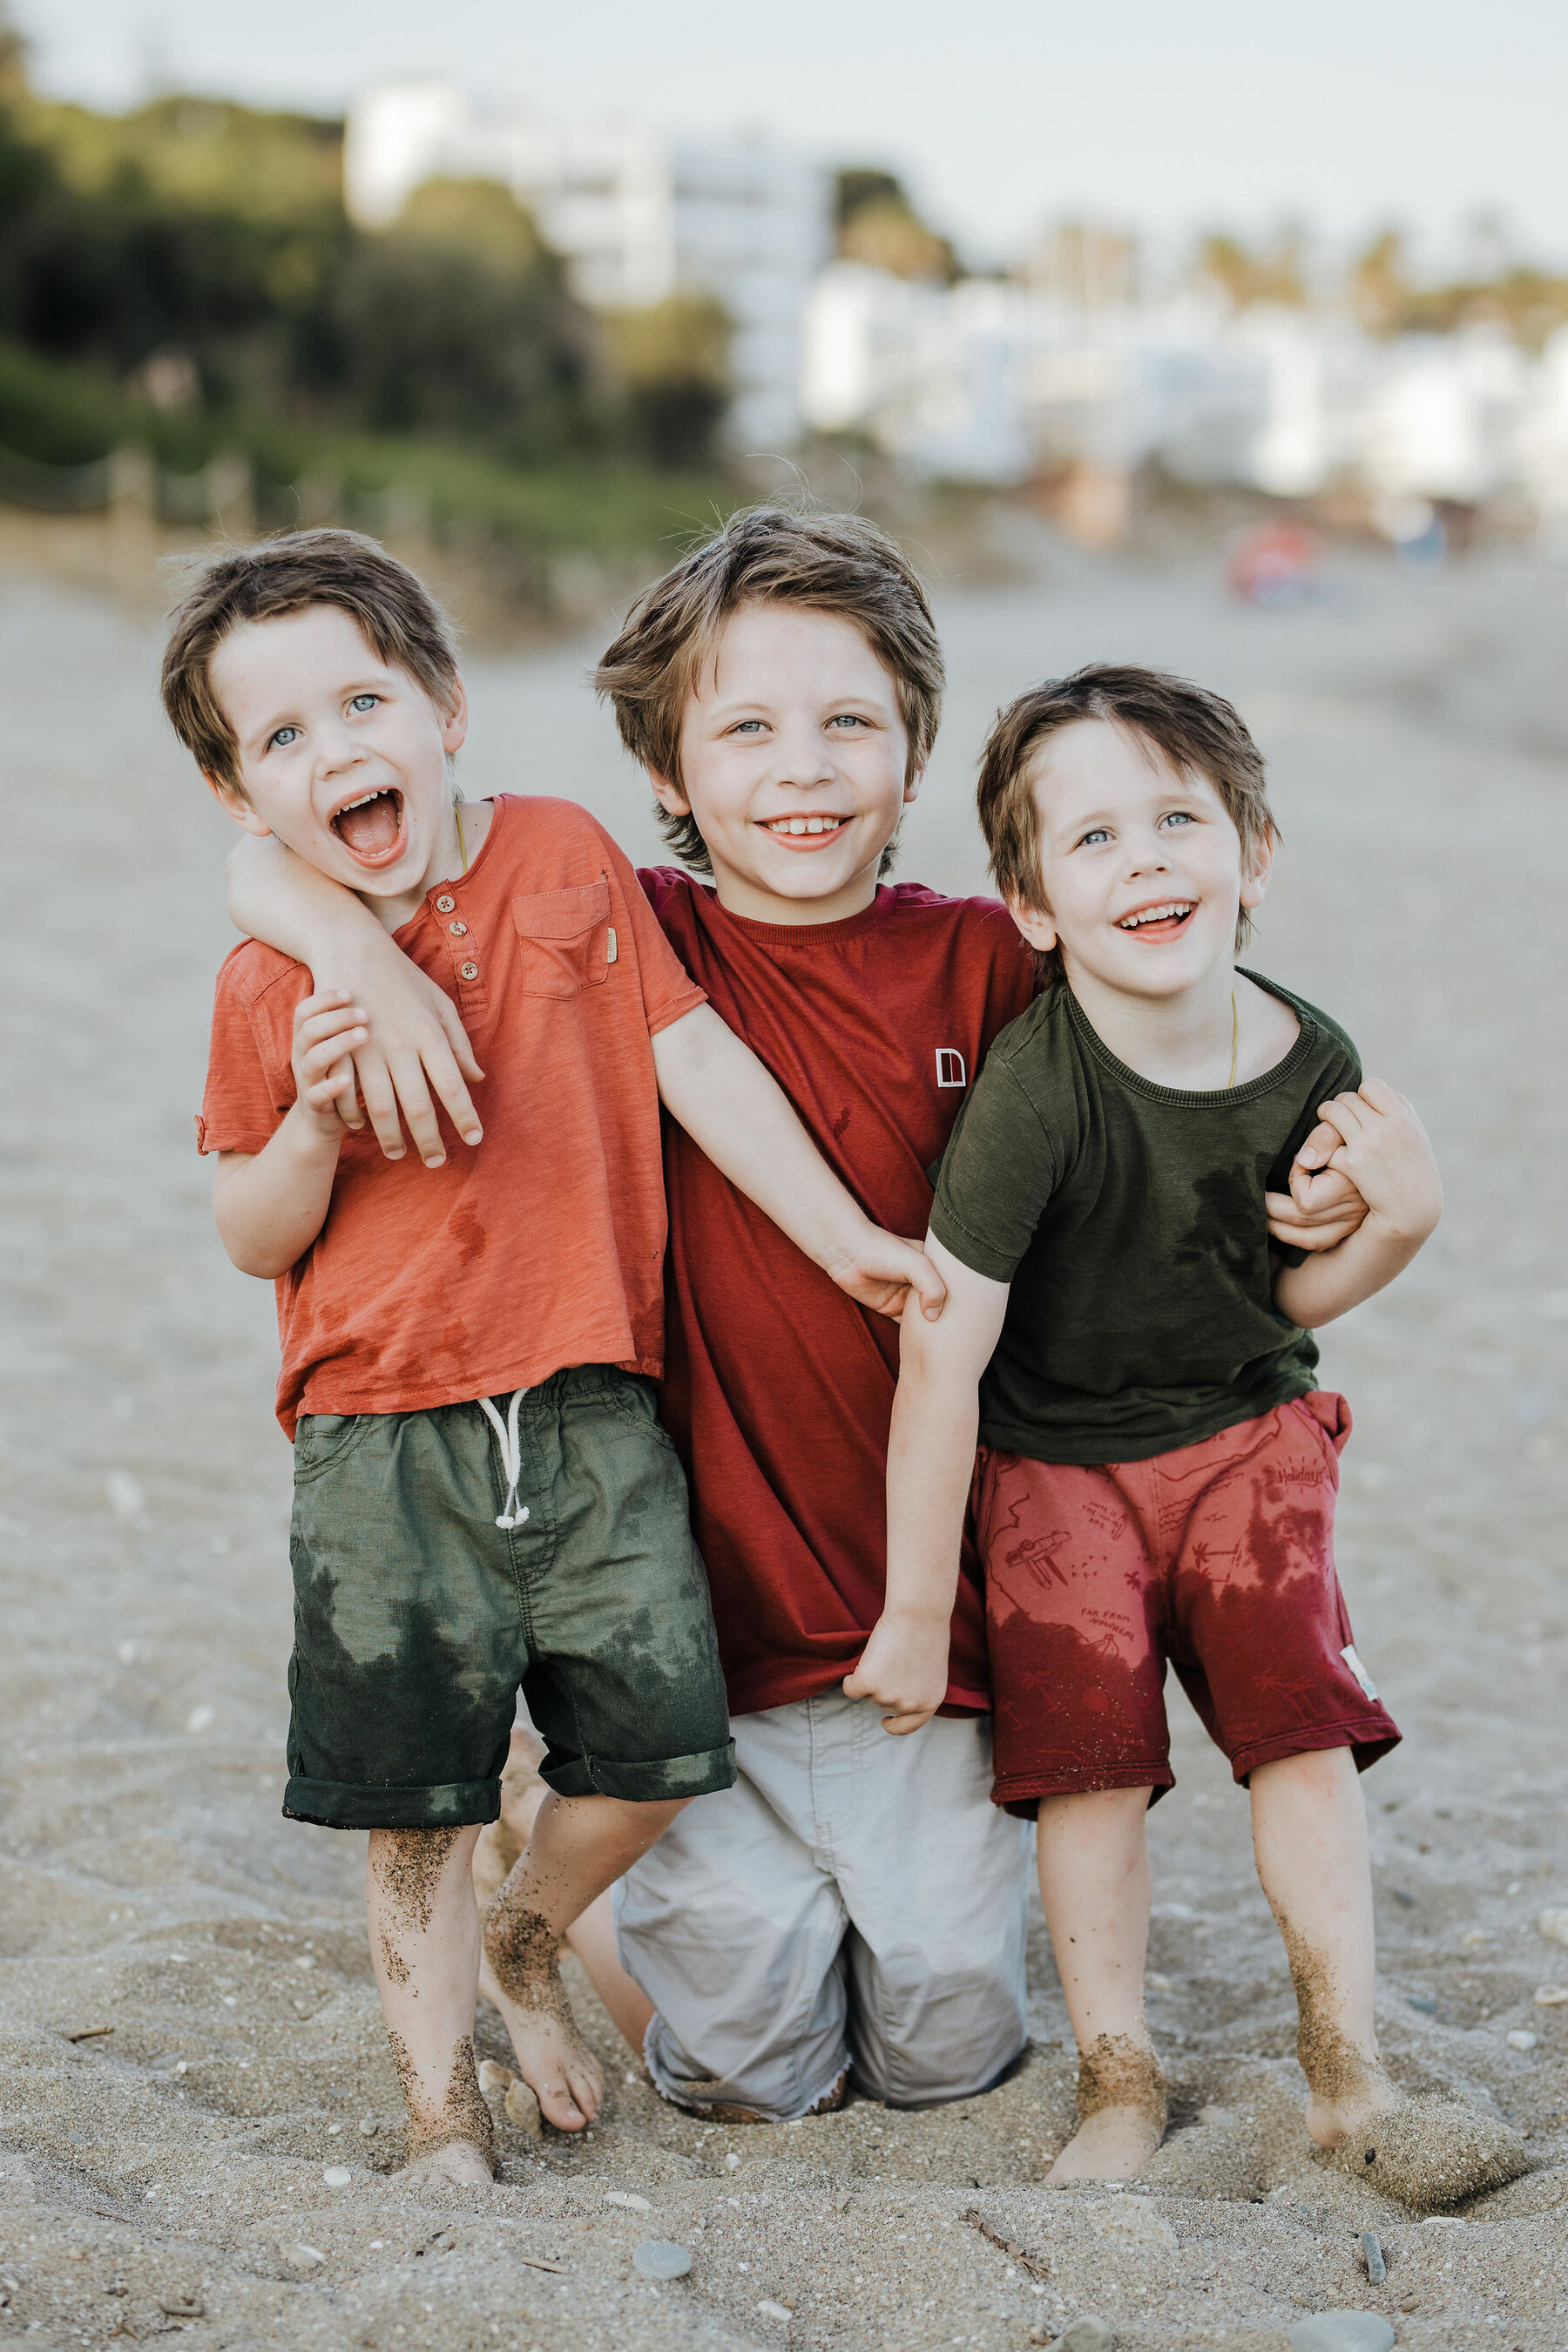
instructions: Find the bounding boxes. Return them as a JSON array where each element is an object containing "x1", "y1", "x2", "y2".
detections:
[
  {"x1": 268, "y1": 725, "x2": 299, "y2": 750},
  {"x1": 1078, "y1": 827, "x2": 1111, "y2": 847},
  {"x1": 828, "y1": 713, "x2": 867, "y2": 729},
  {"x1": 732, "y1": 719, "x2": 765, "y2": 735},
  {"x1": 349, "y1": 693, "x2": 379, "y2": 714},
  {"x1": 1161, "y1": 810, "x2": 1194, "y2": 828}
]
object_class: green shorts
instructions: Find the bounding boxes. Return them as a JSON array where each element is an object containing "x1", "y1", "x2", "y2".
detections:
[{"x1": 283, "y1": 1365, "x2": 736, "y2": 1831}]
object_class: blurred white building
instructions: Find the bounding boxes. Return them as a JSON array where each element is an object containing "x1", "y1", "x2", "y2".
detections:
[
  {"x1": 802, "y1": 260, "x2": 1567, "y2": 527},
  {"x1": 345, "y1": 84, "x2": 830, "y2": 450}
]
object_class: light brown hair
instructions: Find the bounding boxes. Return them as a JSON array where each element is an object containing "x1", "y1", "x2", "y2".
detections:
[
  {"x1": 160, "y1": 528, "x2": 461, "y2": 795},
  {"x1": 594, "y1": 504, "x2": 944, "y2": 872},
  {"x1": 976, "y1": 663, "x2": 1277, "y2": 985}
]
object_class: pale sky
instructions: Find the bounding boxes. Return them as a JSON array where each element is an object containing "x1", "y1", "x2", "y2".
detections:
[{"x1": 18, "y1": 0, "x2": 1568, "y2": 269}]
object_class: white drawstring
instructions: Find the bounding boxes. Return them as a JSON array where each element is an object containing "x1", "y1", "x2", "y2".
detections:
[{"x1": 476, "y1": 1390, "x2": 531, "y2": 1530}]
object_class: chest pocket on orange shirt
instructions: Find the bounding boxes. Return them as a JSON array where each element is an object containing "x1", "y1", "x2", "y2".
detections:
[{"x1": 511, "y1": 879, "x2": 612, "y2": 997}]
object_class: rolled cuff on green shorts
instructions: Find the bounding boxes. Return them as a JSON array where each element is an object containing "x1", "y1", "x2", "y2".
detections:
[{"x1": 281, "y1": 1365, "x2": 736, "y2": 1832}]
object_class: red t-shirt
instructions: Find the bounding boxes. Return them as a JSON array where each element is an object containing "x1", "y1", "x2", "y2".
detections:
[
  {"x1": 197, "y1": 796, "x2": 706, "y2": 1436},
  {"x1": 640, "y1": 872, "x2": 1037, "y2": 1715}
]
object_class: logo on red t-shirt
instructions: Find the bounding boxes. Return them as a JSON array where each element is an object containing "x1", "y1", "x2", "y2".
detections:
[{"x1": 935, "y1": 1048, "x2": 968, "y2": 1089}]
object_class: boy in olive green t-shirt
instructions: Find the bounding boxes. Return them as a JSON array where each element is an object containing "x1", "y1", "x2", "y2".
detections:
[{"x1": 846, "y1": 668, "x2": 1514, "y2": 2207}]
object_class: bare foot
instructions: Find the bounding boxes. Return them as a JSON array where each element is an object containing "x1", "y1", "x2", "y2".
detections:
[
  {"x1": 1304, "y1": 2056, "x2": 1399, "y2": 2151},
  {"x1": 1047, "y1": 2032, "x2": 1167, "y2": 2186},
  {"x1": 388, "y1": 2031, "x2": 497, "y2": 2185},
  {"x1": 1283, "y1": 1923, "x2": 1401, "y2": 2151},
  {"x1": 482, "y1": 1899, "x2": 605, "y2": 2132},
  {"x1": 400, "y1": 2134, "x2": 496, "y2": 2186}
]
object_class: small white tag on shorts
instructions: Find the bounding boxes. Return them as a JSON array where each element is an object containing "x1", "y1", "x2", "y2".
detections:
[
  {"x1": 1341, "y1": 1642, "x2": 1378, "y2": 1701},
  {"x1": 606, "y1": 926, "x2": 618, "y2": 963}
]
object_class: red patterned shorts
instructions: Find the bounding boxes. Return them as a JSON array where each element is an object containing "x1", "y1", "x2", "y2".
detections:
[{"x1": 973, "y1": 1391, "x2": 1400, "y2": 1816}]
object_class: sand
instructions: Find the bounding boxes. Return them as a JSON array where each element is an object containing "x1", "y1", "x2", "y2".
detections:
[{"x1": 1, "y1": 517, "x2": 1565, "y2": 2349}]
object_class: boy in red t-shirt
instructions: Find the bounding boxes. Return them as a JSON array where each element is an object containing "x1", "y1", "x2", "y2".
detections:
[
  {"x1": 169, "y1": 528, "x2": 943, "y2": 2173},
  {"x1": 227, "y1": 510, "x2": 1363, "y2": 2125}
]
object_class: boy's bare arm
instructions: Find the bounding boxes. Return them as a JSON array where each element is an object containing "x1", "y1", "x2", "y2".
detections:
[
  {"x1": 226, "y1": 833, "x2": 483, "y2": 1167},
  {"x1": 1273, "y1": 1079, "x2": 1442, "y2": 1328},
  {"x1": 650, "y1": 1004, "x2": 946, "y2": 1325},
  {"x1": 844, "y1": 1236, "x2": 1010, "y2": 1735},
  {"x1": 211, "y1": 993, "x2": 365, "y2": 1277}
]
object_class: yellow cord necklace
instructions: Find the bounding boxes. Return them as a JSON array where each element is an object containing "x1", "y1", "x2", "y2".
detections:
[{"x1": 1228, "y1": 988, "x2": 1239, "y2": 1088}]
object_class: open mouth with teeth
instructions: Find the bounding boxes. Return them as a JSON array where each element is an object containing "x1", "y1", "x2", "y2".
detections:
[
  {"x1": 1118, "y1": 899, "x2": 1196, "y2": 941},
  {"x1": 330, "y1": 786, "x2": 408, "y2": 868},
  {"x1": 759, "y1": 813, "x2": 850, "y2": 851}
]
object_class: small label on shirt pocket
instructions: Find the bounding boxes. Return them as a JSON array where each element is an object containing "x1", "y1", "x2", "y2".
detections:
[{"x1": 510, "y1": 879, "x2": 612, "y2": 997}]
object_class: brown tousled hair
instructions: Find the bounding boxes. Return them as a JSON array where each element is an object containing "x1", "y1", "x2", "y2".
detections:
[
  {"x1": 594, "y1": 504, "x2": 944, "y2": 873},
  {"x1": 976, "y1": 663, "x2": 1277, "y2": 987},
  {"x1": 160, "y1": 528, "x2": 461, "y2": 794}
]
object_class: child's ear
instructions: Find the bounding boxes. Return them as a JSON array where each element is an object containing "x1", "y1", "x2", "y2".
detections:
[
  {"x1": 1240, "y1": 824, "x2": 1276, "y2": 911},
  {"x1": 204, "y1": 773, "x2": 274, "y2": 840},
  {"x1": 646, "y1": 767, "x2": 692, "y2": 820},
  {"x1": 1005, "y1": 894, "x2": 1058, "y2": 955},
  {"x1": 440, "y1": 674, "x2": 470, "y2": 757},
  {"x1": 902, "y1": 764, "x2": 924, "y2": 809}
]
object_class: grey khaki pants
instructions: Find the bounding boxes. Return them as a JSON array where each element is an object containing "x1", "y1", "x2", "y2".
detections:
[{"x1": 614, "y1": 1690, "x2": 1031, "y2": 2119}]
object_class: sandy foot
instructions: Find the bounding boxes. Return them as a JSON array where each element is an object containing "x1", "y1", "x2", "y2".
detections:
[
  {"x1": 399, "y1": 2134, "x2": 497, "y2": 2186},
  {"x1": 1047, "y1": 2032, "x2": 1168, "y2": 2184},
  {"x1": 1304, "y1": 2057, "x2": 1401, "y2": 2151},
  {"x1": 482, "y1": 1901, "x2": 605, "y2": 2132}
]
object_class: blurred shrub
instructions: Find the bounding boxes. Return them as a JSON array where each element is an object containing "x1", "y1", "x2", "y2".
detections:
[
  {"x1": 603, "y1": 292, "x2": 731, "y2": 467},
  {"x1": 835, "y1": 167, "x2": 958, "y2": 284},
  {"x1": 0, "y1": 29, "x2": 733, "y2": 476},
  {"x1": 303, "y1": 179, "x2": 593, "y2": 458}
]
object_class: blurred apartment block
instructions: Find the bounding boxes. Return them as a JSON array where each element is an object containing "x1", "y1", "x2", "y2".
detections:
[
  {"x1": 802, "y1": 253, "x2": 1568, "y2": 544},
  {"x1": 345, "y1": 84, "x2": 831, "y2": 450}
]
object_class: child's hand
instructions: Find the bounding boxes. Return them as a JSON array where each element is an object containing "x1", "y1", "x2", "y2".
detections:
[
  {"x1": 823, "y1": 1227, "x2": 948, "y2": 1324},
  {"x1": 1265, "y1": 1119, "x2": 1369, "y2": 1253},
  {"x1": 1312, "y1": 1079, "x2": 1443, "y2": 1243},
  {"x1": 842, "y1": 1612, "x2": 950, "y2": 1735},
  {"x1": 291, "y1": 990, "x2": 368, "y2": 1139}
]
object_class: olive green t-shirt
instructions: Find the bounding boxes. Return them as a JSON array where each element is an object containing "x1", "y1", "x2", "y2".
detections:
[{"x1": 929, "y1": 972, "x2": 1360, "y2": 1464}]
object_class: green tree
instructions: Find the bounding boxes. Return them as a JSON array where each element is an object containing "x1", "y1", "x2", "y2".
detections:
[{"x1": 603, "y1": 291, "x2": 732, "y2": 468}]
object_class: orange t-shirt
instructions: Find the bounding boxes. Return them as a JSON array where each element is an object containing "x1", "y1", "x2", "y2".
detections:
[{"x1": 196, "y1": 794, "x2": 706, "y2": 1436}]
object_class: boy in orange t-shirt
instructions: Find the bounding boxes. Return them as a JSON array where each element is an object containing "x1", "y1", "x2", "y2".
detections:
[{"x1": 166, "y1": 529, "x2": 943, "y2": 2179}]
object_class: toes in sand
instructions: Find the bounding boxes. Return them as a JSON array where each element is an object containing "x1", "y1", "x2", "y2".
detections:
[
  {"x1": 1329, "y1": 2092, "x2": 1529, "y2": 2212},
  {"x1": 1047, "y1": 2032, "x2": 1168, "y2": 2185},
  {"x1": 481, "y1": 1900, "x2": 605, "y2": 2132}
]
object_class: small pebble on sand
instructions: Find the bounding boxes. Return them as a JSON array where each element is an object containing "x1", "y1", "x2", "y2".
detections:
[
  {"x1": 632, "y1": 2240, "x2": 691, "y2": 2281},
  {"x1": 359, "y1": 2118, "x2": 378, "y2": 2136},
  {"x1": 185, "y1": 1704, "x2": 216, "y2": 1735},
  {"x1": 1287, "y1": 2315, "x2": 1396, "y2": 2352},
  {"x1": 477, "y1": 2058, "x2": 514, "y2": 2100},
  {"x1": 1360, "y1": 2232, "x2": 1387, "y2": 2284},
  {"x1": 605, "y1": 2191, "x2": 652, "y2": 2212},
  {"x1": 322, "y1": 2166, "x2": 351, "y2": 2187},
  {"x1": 106, "y1": 1470, "x2": 145, "y2": 1520},
  {"x1": 1534, "y1": 1984, "x2": 1568, "y2": 2005},
  {"x1": 504, "y1": 2079, "x2": 543, "y2": 2136},
  {"x1": 1055, "y1": 2319, "x2": 1117, "y2": 2352},
  {"x1": 1505, "y1": 2029, "x2": 1538, "y2": 2051},
  {"x1": 1538, "y1": 1908, "x2": 1568, "y2": 1949},
  {"x1": 755, "y1": 2301, "x2": 793, "y2": 2324}
]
